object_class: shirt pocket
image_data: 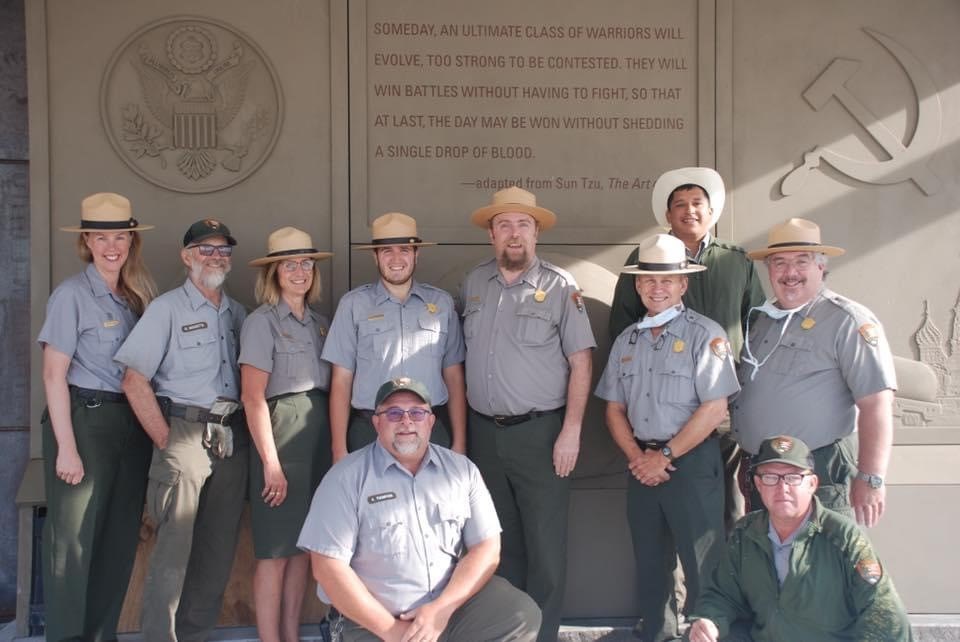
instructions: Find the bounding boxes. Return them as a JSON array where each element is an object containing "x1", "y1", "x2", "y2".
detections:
[
  {"x1": 655, "y1": 351, "x2": 697, "y2": 405},
  {"x1": 516, "y1": 305, "x2": 555, "y2": 345},
  {"x1": 414, "y1": 311, "x2": 447, "y2": 356},
  {"x1": 274, "y1": 336, "x2": 311, "y2": 377},
  {"x1": 358, "y1": 317, "x2": 390, "y2": 358},
  {"x1": 434, "y1": 501, "x2": 468, "y2": 557},
  {"x1": 462, "y1": 301, "x2": 482, "y2": 340},
  {"x1": 362, "y1": 513, "x2": 409, "y2": 560},
  {"x1": 176, "y1": 325, "x2": 218, "y2": 369},
  {"x1": 768, "y1": 333, "x2": 816, "y2": 376}
]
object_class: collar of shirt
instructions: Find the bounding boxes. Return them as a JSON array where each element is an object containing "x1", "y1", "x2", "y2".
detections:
[
  {"x1": 493, "y1": 256, "x2": 542, "y2": 288},
  {"x1": 372, "y1": 439, "x2": 440, "y2": 477},
  {"x1": 373, "y1": 278, "x2": 428, "y2": 305},
  {"x1": 83, "y1": 262, "x2": 128, "y2": 307},
  {"x1": 638, "y1": 306, "x2": 689, "y2": 343},
  {"x1": 182, "y1": 277, "x2": 230, "y2": 313},
  {"x1": 669, "y1": 230, "x2": 711, "y2": 262},
  {"x1": 274, "y1": 298, "x2": 317, "y2": 326},
  {"x1": 767, "y1": 506, "x2": 812, "y2": 548}
]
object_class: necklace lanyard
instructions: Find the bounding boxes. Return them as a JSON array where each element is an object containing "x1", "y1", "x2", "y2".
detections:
[{"x1": 741, "y1": 299, "x2": 811, "y2": 381}]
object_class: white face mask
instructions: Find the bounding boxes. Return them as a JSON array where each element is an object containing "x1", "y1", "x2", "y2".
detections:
[
  {"x1": 741, "y1": 299, "x2": 808, "y2": 380},
  {"x1": 636, "y1": 304, "x2": 683, "y2": 331}
]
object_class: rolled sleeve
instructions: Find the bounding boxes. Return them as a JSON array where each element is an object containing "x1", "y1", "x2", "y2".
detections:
[{"x1": 114, "y1": 300, "x2": 171, "y2": 380}]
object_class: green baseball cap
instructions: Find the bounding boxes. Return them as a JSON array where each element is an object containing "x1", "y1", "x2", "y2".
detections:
[
  {"x1": 751, "y1": 435, "x2": 815, "y2": 471},
  {"x1": 374, "y1": 377, "x2": 432, "y2": 408},
  {"x1": 183, "y1": 218, "x2": 238, "y2": 247}
]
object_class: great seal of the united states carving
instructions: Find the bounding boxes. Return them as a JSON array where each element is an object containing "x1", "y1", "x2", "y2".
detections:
[{"x1": 101, "y1": 16, "x2": 283, "y2": 193}]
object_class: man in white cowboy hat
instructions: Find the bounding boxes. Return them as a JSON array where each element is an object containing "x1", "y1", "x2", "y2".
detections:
[
  {"x1": 595, "y1": 233, "x2": 739, "y2": 642},
  {"x1": 688, "y1": 435, "x2": 911, "y2": 642},
  {"x1": 322, "y1": 212, "x2": 467, "y2": 463},
  {"x1": 730, "y1": 218, "x2": 897, "y2": 528},
  {"x1": 116, "y1": 218, "x2": 249, "y2": 642},
  {"x1": 609, "y1": 167, "x2": 765, "y2": 532},
  {"x1": 460, "y1": 186, "x2": 596, "y2": 642}
]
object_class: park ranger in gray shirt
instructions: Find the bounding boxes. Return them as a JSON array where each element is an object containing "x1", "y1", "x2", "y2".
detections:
[
  {"x1": 323, "y1": 212, "x2": 466, "y2": 462},
  {"x1": 731, "y1": 218, "x2": 897, "y2": 528},
  {"x1": 595, "y1": 233, "x2": 739, "y2": 642},
  {"x1": 298, "y1": 377, "x2": 540, "y2": 642},
  {"x1": 461, "y1": 187, "x2": 595, "y2": 642},
  {"x1": 115, "y1": 219, "x2": 248, "y2": 642}
]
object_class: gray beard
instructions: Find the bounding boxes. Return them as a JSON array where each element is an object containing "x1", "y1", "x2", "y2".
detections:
[
  {"x1": 392, "y1": 436, "x2": 422, "y2": 455},
  {"x1": 191, "y1": 262, "x2": 229, "y2": 291}
]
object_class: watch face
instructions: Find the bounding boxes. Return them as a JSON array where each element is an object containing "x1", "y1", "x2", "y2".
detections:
[
  {"x1": 869, "y1": 476, "x2": 883, "y2": 489},
  {"x1": 661, "y1": 446, "x2": 673, "y2": 460}
]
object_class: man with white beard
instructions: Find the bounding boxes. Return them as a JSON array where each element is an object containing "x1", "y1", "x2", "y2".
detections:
[{"x1": 116, "y1": 219, "x2": 249, "y2": 642}]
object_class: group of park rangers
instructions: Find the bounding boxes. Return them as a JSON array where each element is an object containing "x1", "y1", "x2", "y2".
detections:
[{"x1": 38, "y1": 166, "x2": 910, "y2": 642}]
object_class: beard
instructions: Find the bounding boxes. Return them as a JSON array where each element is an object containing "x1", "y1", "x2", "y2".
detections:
[
  {"x1": 191, "y1": 261, "x2": 230, "y2": 291},
  {"x1": 392, "y1": 435, "x2": 423, "y2": 455},
  {"x1": 497, "y1": 246, "x2": 530, "y2": 272}
]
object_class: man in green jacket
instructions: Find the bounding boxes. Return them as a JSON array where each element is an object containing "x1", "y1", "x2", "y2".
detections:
[
  {"x1": 687, "y1": 435, "x2": 911, "y2": 642},
  {"x1": 608, "y1": 167, "x2": 765, "y2": 531}
]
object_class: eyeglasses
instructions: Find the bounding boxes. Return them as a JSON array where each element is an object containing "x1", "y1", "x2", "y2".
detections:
[
  {"x1": 766, "y1": 256, "x2": 815, "y2": 273},
  {"x1": 375, "y1": 407, "x2": 432, "y2": 423},
  {"x1": 190, "y1": 244, "x2": 234, "y2": 257},
  {"x1": 280, "y1": 259, "x2": 315, "y2": 272},
  {"x1": 754, "y1": 472, "x2": 813, "y2": 487}
]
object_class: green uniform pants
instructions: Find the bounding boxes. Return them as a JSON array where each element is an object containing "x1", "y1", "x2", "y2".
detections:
[
  {"x1": 140, "y1": 415, "x2": 249, "y2": 642},
  {"x1": 338, "y1": 576, "x2": 542, "y2": 641},
  {"x1": 468, "y1": 409, "x2": 569, "y2": 642},
  {"x1": 628, "y1": 437, "x2": 724, "y2": 642},
  {"x1": 347, "y1": 404, "x2": 452, "y2": 451},
  {"x1": 41, "y1": 393, "x2": 152, "y2": 642}
]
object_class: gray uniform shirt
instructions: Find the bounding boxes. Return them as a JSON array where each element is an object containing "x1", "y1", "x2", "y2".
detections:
[
  {"x1": 731, "y1": 287, "x2": 897, "y2": 453},
  {"x1": 321, "y1": 280, "x2": 464, "y2": 409},
  {"x1": 114, "y1": 278, "x2": 247, "y2": 407},
  {"x1": 595, "y1": 308, "x2": 740, "y2": 441},
  {"x1": 297, "y1": 441, "x2": 501, "y2": 616},
  {"x1": 461, "y1": 257, "x2": 597, "y2": 416},
  {"x1": 239, "y1": 300, "x2": 331, "y2": 399},
  {"x1": 38, "y1": 263, "x2": 138, "y2": 392}
]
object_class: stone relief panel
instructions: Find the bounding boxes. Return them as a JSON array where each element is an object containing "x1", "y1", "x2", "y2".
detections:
[
  {"x1": 100, "y1": 16, "x2": 283, "y2": 193},
  {"x1": 780, "y1": 28, "x2": 942, "y2": 197},
  {"x1": 903, "y1": 293, "x2": 960, "y2": 427}
]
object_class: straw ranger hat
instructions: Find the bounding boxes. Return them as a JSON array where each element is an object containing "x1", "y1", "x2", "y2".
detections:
[
  {"x1": 470, "y1": 186, "x2": 557, "y2": 230},
  {"x1": 249, "y1": 227, "x2": 333, "y2": 266},
  {"x1": 650, "y1": 167, "x2": 725, "y2": 229},
  {"x1": 61, "y1": 192, "x2": 154, "y2": 232},
  {"x1": 621, "y1": 234, "x2": 708, "y2": 275},
  {"x1": 353, "y1": 212, "x2": 437, "y2": 250},
  {"x1": 747, "y1": 218, "x2": 845, "y2": 260}
]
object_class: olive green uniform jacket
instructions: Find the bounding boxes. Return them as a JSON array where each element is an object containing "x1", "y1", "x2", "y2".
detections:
[
  {"x1": 608, "y1": 238, "x2": 765, "y2": 358},
  {"x1": 690, "y1": 497, "x2": 912, "y2": 641}
]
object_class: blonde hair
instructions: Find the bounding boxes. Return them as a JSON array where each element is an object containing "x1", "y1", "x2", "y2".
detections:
[
  {"x1": 254, "y1": 260, "x2": 322, "y2": 306},
  {"x1": 77, "y1": 232, "x2": 158, "y2": 316}
]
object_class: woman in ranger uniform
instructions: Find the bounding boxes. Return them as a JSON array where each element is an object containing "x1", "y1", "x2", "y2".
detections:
[
  {"x1": 39, "y1": 192, "x2": 157, "y2": 642},
  {"x1": 240, "y1": 227, "x2": 334, "y2": 642}
]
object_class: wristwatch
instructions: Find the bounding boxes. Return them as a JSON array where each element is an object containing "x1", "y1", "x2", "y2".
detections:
[
  {"x1": 855, "y1": 471, "x2": 884, "y2": 489},
  {"x1": 660, "y1": 445, "x2": 675, "y2": 462}
]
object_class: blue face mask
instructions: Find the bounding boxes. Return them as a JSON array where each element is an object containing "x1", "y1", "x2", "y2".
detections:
[
  {"x1": 636, "y1": 304, "x2": 683, "y2": 331},
  {"x1": 741, "y1": 299, "x2": 808, "y2": 380}
]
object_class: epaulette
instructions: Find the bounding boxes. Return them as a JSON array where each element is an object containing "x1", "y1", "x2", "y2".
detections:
[
  {"x1": 539, "y1": 259, "x2": 578, "y2": 286},
  {"x1": 821, "y1": 289, "x2": 878, "y2": 325},
  {"x1": 711, "y1": 238, "x2": 751, "y2": 255}
]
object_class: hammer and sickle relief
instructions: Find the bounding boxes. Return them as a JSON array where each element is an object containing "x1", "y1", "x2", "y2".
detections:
[{"x1": 781, "y1": 29, "x2": 942, "y2": 197}]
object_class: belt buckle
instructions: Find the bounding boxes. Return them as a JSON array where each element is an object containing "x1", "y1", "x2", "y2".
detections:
[
  {"x1": 84, "y1": 397, "x2": 102, "y2": 409},
  {"x1": 493, "y1": 415, "x2": 509, "y2": 427}
]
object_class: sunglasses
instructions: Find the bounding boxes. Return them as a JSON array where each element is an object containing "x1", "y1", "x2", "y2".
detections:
[
  {"x1": 375, "y1": 407, "x2": 432, "y2": 423},
  {"x1": 189, "y1": 244, "x2": 234, "y2": 257}
]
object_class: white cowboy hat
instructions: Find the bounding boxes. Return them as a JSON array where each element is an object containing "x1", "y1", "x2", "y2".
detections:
[{"x1": 650, "y1": 167, "x2": 725, "y2": 228}]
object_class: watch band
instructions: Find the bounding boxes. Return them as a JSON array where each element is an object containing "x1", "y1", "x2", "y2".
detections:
[{"x1": 855, "y1": 471, "x2": 884, "y2": 489}]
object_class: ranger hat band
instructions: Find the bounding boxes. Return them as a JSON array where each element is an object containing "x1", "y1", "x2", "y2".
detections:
[
  {"x1": 353, "y1": 212, "x2": 437, "y2": 250},
  {"x1": 249, "y1": 227, "x2": 333, "y2": 266},
  {"x1": 751, "y1": 435, "x2": 815, "y2": 471},
  {"x1": 61, "y1": 192, "x2": 154, "y2": 232},
  {"x1": 621, "y1": 233, "x2": 708, "y2": 275},
  {"x1": 651, "y1": 167, "x2": 725, "y2": 228},
  {"x1": 374, "y1": 377, "x2": 432, "y2": 408},
  {"x1": 183, "y1": 218, "x2": 238, "y2": 247},
  {"x1": 747, "y1": 217, "x2": 845, "y2": 260},
  {"x1": 470, "y1": 186, "x2": 557, "y2": 230}
]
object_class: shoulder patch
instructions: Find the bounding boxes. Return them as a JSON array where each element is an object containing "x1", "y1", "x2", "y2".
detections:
[
  {"x1": 571, "y1": 290, "x2": 585, "y2": 312},
  {"x1": 859, "y1": 323, "x2": 879, "y2": 347},
  {"x1": 710, "y1": 337, "x2": 729, "y2": 359},
  {"x1": 855, "y1": 558, "x2": 883, "y2": 585}
]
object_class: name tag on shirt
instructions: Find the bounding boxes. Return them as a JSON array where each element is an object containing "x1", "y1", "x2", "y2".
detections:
[
  {"x1": 181, "y1": 321, "x2": 208, "y2": 332},
  {"x1": 367, "y1": 492, "x2": 397, "y2": 504}
]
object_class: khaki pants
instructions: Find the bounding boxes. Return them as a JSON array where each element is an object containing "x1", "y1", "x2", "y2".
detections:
[
  {"x1": 41, "y1": 394, "x2": 152, "y2": 642},
  {"x1": 338, "y1": 576, "x2": 541, "y2": 641},
  {"x1": 140, "y1": 415, "x2": 248, "y2": 642}
]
